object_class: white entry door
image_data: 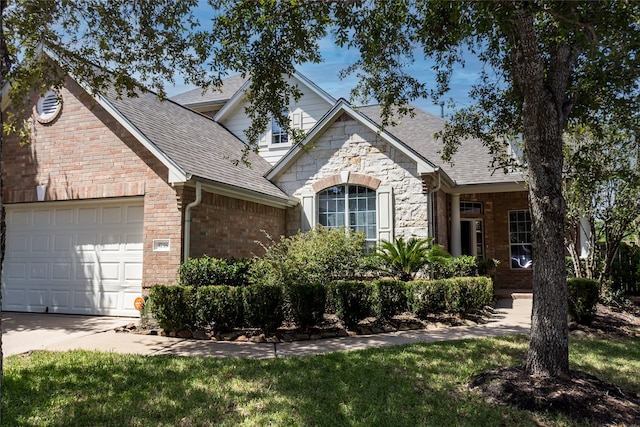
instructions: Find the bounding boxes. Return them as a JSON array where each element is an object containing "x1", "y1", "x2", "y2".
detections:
[{"x1": 2, "y1": 199, "x2": 144, "y2": 316}]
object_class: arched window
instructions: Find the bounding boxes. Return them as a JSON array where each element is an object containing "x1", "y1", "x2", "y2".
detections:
[{"x1": 318, "y1": 185, "x2": 376, "y2": 247}]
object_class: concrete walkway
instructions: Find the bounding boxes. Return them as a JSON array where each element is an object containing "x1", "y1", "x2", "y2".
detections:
[{"x1": 2, "y1": 298, "x2": 531, "y2": 359}]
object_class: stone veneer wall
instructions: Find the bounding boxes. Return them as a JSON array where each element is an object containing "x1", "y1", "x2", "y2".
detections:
[
  {"x1": 273, "y1": 113, "x2": 430, "y2": 239},
  {"x1": 2, "y1": 78, "x2": 183, "y2": 289}
]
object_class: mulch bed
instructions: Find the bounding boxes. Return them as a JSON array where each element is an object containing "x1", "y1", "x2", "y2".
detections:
[{"x1": 468, "y1": 302, "x2": 640, "y2": 426}]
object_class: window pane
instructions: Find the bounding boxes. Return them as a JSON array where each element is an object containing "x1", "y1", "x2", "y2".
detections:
[{"x1": 509, "y1": 210, "x2": 532, "y2": 269}]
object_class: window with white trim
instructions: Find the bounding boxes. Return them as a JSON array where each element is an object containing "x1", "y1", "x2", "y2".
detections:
[
  {"x1": 318, "y1": 185, "x2": 377, "y2": 249},
  {"x1": 509, "y1": 210, "x2": 533, "y2": 269},
  {"x1": 271, "y1": 115, "x2": 289, "y2": 144}
]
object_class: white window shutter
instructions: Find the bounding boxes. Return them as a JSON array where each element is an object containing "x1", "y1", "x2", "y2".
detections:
[
  {"x1": 376, "y1": 186, "x2": 394, "y2": 242},
  {"x1": 300, "y1": 191, "x2": 317, "y2": 232}
]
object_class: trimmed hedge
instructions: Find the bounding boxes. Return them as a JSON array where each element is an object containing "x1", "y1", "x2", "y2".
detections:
[
  {"x1": 407, "y1": 277, "x2": 493, "y2": 317},
  {"x1": 567, "y1": 278, "x2": 599, "y2": 324},
  {"x1": 149, "y1": 285, "x2": 195, "y2": 331},
  {"x1": 149, "y1": 276, "x2": 494, "y2": 333},
  {"x1": 287, "y1": 282, "x2": 326, "y2": 329},
  {"x1": 330, "y1": 280, "x2": 376, "y2": 326},
  {"x1": 194, "y1": 286, "x2": 243, "y2": 331},
  {"x1": 374, "y1": 279, "x2": 408, "y2": 319},
  {"x1": 243, "y1": 283, "x2": 285, "y2": 333}
]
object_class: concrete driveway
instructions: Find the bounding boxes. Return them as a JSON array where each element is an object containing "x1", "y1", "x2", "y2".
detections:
[{"x1": 2, "y1": 312, "x2": 138, "y2": 357}]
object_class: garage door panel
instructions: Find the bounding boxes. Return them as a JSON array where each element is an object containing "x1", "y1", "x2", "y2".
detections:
[
  {"x1": 33, "y1": 210, "x2": 51, "y2": 227},
  {"x1": 126, "y1": 234, "x2": 144, "y2": 251},
  {"x1": 54, "y1": 235, "x2": 74, "y2": 252},
  {"x1": 2, "y1": 199, "x2": 144, "y2": 316},
  {"x1": 51, "y1": 290, "x2": 71, "y2": 309},
  {"x1": 55, "y1": 209, "x2": 74, "y2": 226},
  {"x1": 27, "y1": 289, "x2": 47, "y2": 307},
  {"x1": 4, "y1": 289, "x2": 25, "y2": 309},
  {"x1": 125, "y1": 263, "x2": 143, "y2": 281},
  {"x1": 126, "y1": 205, "x2": 144, "y2": 222},
  {"x1": 99, "y1": 262, "x2": 121, "y2": 281},
  {"x1": 31, "y1": 235, "x2": 50, "y2": 252},
  {"x1": 8, "y1": 235, "x2": 28, "y2": 253},
  {"x1": 6, "y1": 262, "x2": 27, "y2": 279},
  {"x1": 30, "y1": 263, "x2": 49, "y2": 279},
  {"x1": 52, "y1": 263, "x2": 72, "y2": 280},
  {"x1": 78, "y1": 207, "x2": 98, "y2": 225}
]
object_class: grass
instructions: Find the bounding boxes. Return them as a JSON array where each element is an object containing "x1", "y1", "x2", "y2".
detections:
[{"x1": 2, "y1": 334, "x2": 639, "y2": 426}]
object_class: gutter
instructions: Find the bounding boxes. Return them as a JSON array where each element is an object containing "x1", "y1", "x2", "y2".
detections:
[{"x1": 183, "y1": 181, "x2": 202, "y2": 263}]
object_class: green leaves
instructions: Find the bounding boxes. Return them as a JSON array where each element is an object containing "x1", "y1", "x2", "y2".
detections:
[{"x1": 374, "y1": 237, "x2": 451, "y2": 281}]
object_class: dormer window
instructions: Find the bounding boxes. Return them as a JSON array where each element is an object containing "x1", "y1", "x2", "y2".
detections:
[
  {"x1": 35, "y1": 90, "x2": 62, "y2": 124},
  {"x1": 271, "y1": 116, "x2": 289, "y2": 144}
]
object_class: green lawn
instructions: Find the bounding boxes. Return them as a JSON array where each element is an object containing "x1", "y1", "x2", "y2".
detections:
[{"x1": 3, "y1": 335, "x2": 639, "y2": 426}]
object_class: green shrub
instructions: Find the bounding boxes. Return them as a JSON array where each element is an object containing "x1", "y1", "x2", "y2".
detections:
[
  {"x1": 179, "y1": 256, "x2": 251, "y2": 288},
  {"x1": 374, "y1": 279, "x2": 408, "y2": 319},
  {"x1": 441, "y1": 277, "x2": 493, "y2": 314},
  {"x1": 250, "y1": 227, "x2": 368, "y2": 288},
  {"x1": 149, "y1": 285, "x2": 195, "y2": 331},
  {"x1": 242, "y1": 283, "x2": 285, "y2": 333},
  {"x1": 286, "y1": 282, "x2": 326, "y2": 329},
  {"x1": 330, "y1": 280, "x2": 376, "y2": 326},
  {"x1": 610, "y1": 243, "x2": 640, "y2": 293},
  {"x1": 567, "y1": 278, "x2": 600, "y2": 324},
  {"x1": 406, "y1": 280, "x2": 447, "y2": 317},
  {"x1": 407, "y1": 277, "x2": 493, "y2": 317},
  {"x1": 194, "y1": 286, "x2": 243, "y2": 331}
]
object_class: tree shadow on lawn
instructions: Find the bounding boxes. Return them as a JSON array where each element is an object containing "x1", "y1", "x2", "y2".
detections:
[
  {"x1": 2, "y1": 336, "x2": 535, "y2": 426},
  {"x1": 3, "y1": 333, "x2": 639, "y2": 426}
]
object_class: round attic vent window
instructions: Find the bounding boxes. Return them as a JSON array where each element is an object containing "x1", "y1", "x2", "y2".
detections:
[{"x1": 35, "y1": 90, "x2": 62, "y2": 123}]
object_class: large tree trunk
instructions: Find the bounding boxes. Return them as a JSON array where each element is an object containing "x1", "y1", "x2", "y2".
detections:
[
  {"x1": 512, "y1": 8, "x2": 571, "y2": 377},
  {"x1": 0, "y1": 0, "x2": 10, "y2": 407}
]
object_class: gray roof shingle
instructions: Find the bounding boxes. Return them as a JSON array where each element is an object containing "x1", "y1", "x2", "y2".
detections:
[
  {"x1": 358, "y1": 105, "x2": 524, "y2": 186},
  {"x1": 102, "y1": 87, "x2": 289, "y2": 201},
  {"x1": 170, "y1": 74, "x2": 248, "y2": 106}
]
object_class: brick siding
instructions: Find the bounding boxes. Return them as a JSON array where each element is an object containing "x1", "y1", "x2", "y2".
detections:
[{"x1": 185, "y1": 187, "x2": 286, "y2": 259}]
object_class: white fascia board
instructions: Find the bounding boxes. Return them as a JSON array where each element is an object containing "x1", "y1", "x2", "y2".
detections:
[
  {"x1": 213, "y1": 79, "x2": 251, "y2": 122},
  {"x1": 186, "y1": 179, "x2": 298, "y2": 209},
  {"x1": 267, "y1": 100, "x2": 437, "y2": 180},
  {"x1": 292, "y1": 71, "x2": 336, "y2": 106},
  {"x1": 449, "y1": 181, "x2": 527, "y2": 194}
]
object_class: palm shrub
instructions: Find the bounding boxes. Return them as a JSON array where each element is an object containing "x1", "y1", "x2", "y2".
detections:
[{"x1": 374, "y1": 237, "x2": 451, "y2": 281}]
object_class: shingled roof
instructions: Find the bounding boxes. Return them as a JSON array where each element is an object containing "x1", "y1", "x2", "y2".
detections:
[
  {"x1": 169, "y1": 74, "x2": 249, "y2": 107},
  {"x1": 99, "y1": 86, "x2": 290, "y2": 202},
  {"x1": 358, "y1": 105, "x2": 524, "y2": 186}
]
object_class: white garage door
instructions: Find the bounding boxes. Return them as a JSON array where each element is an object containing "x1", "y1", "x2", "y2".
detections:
[{"x1": 2, "y1": 199, "x2": 144, "y2": 316}]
